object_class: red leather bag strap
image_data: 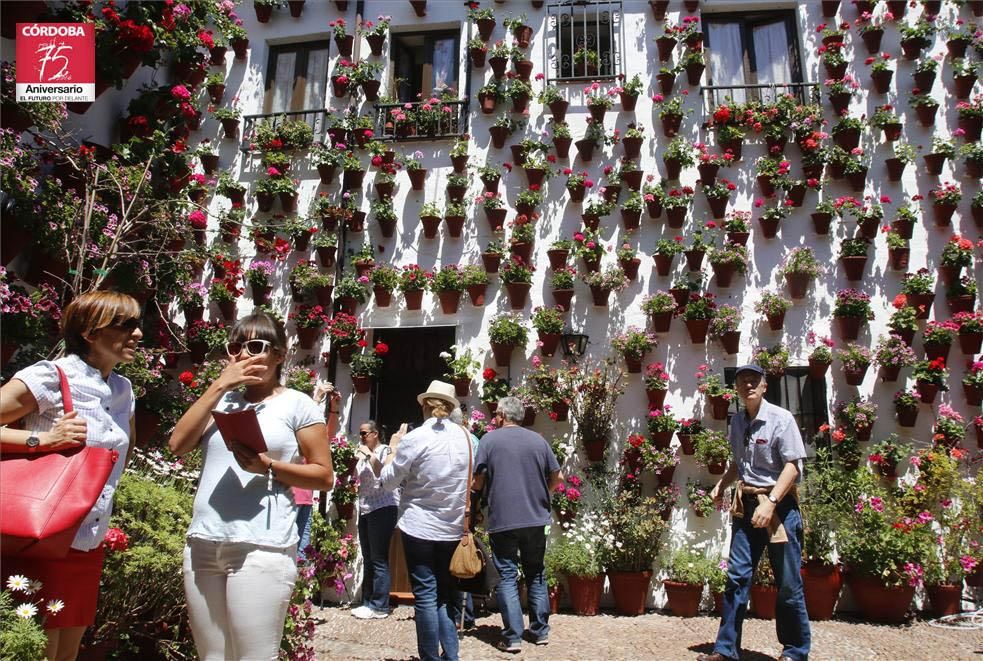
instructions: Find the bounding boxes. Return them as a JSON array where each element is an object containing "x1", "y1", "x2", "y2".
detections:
[{"x1": 54, "y1": 365, "x2": 74, "y2": 413}]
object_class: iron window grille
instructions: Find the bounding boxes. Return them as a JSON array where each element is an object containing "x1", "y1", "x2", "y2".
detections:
[
  {"x1": 240, "y1": 109, "x2": 328, "y2": 152},
  {"x1": 544, "y1": 1, "x2": 623, "y2": 84}
]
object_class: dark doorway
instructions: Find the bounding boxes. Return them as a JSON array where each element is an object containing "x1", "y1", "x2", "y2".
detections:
[{"x1": 371, "y1": 326, "x2": 456, "y2": 440}]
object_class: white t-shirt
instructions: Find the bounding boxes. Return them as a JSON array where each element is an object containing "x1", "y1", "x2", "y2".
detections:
[
  {"x1": 186, "y1": 389, "x2": 324, "y2": 548},
  {"x1": 14, "y1": 354, "x2": 134, "y2": 551}
]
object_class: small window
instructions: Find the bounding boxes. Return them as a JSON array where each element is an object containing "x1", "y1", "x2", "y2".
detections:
[
  {"x1": 724, "y1": 366, "x2": 829, "y2": 441},
  {"x1": 264, "y1": 41, "x2": 331, "y2": 113},
  {"x1": 703, "y1": 11, "x2": 803, "y2": 105},
  {"x1": 546, "y1": 1, "x2": 623, "y2": 83},
  {"x1": 390, "y1": 31, "x2": 460, "y2": 103}
]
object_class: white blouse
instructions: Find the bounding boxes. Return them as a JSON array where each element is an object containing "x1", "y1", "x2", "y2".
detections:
[{"x1": 14, "y1": 354, "x2": 134, "y2": 552}]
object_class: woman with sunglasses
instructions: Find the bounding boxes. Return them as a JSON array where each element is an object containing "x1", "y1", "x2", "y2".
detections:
[
  {"x1": 351, "y1": 420, "x2": 399, "y2": 619},
  {"x1": 0, "y1": 290, "x2": 142, "y2": 661},
  {"x1": 168, "y1": 311, "x2": 334, "y2": 660}
]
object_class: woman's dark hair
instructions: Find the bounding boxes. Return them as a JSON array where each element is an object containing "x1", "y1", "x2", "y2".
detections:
[
  {"x1": 62, "y1": 291, "x2": 141, "y2": 357},
  {"x1": 230, "y1": 311, "x2": 288, "y2": 378}
]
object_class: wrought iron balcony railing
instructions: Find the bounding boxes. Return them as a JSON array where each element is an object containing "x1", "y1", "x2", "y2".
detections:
[
  {"x1": 372, "y1": 99, "x2": 468, "y2": 142},
  {"x1": 240, "y1": 109, "x2": 329, "y2": 152},
  {"x1": 700, "y1": 82, "x2": 821, "y2": 116}
]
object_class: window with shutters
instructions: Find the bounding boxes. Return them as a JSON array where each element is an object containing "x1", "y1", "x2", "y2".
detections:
[{"x1": 263, "y1": 41, "x2": 331, "y2": 114}]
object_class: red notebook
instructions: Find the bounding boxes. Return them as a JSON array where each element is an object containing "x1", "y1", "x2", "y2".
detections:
[{"x1": 212, "y1": 409, "x2": 268, "y2": 454}]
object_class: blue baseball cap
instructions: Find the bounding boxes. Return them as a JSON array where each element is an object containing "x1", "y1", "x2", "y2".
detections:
[{"x1": 735, "y1": 364, "x2": 765, "y2": 377}]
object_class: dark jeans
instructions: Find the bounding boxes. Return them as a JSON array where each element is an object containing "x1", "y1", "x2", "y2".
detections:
[
  {"x1": 295, "y1": 504, "x2": 313, "y2": 563},
  {"x1": 357, "y1": 505, "x2": 397, "y2": 611},
  {"x1": 713, "y1": 498, "x2": 811, "y2": 661},
  {"x1": 402, "y1": 533, "x2": 461, "y2": 661},
  {"x1": 490, "y1": 526, "x2": 549, "y2": 645}
]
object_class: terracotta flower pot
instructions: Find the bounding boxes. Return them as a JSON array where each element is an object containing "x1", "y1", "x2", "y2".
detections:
[
  {"x1": 565, "y1": 574, "x2": 604, "y2": 616},
  {"x1": 959, "y1": 331, "x2": 982, "y2": 355},
  {"x1": 750, "y1": 585, "x2": 778, "y2": 619},
  {"x1": 609, "y1": 571, "x2": 652, "y2": 616},
  {"x1": 465, "y1": 283, "x2": 487, "y2": 307},
  {"x1": 662, "y1": 581, "x2": 702, "y2": 618},
  {"x1": 802, "y1": 563, "x2": 842, "y2": 621},
  {"x1": 836, "y1": 316, "x2": 863, "y2": 341},
  {"x1": 436, "y1": 290, "x2": 461, "y2": 315},
  {"x1": 840, "y1": 256, "x2": 867, "y2": 281},
  {"x1": 684, "y1": 319, "x2": 710, "y2": 344},
  {"x1": 719, "y1": 331, "x2": 740, "y2": 355},
  {"x1": 845, "y1": 574, "x2": 914, "y2": 624},
  {"x1": 505, "y1": 282, "x2": 531, "y2": 310},
  {"x1": 552, "y1": 288, "x2": 573, "y2": 312},
  {"x1": 490, "y1": 341, "x2": 515, "y2": 367}
]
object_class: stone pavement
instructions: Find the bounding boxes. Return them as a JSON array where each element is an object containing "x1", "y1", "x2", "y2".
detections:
[{"x1": 313, "y1": 604, "x2": 983, "y2": 660}]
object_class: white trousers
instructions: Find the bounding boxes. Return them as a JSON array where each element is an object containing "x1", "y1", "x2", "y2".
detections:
[{"x1": 183, "y1": 538, "x2": 297, "y2": 661}]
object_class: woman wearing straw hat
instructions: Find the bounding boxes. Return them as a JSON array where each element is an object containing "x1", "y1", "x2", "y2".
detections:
[{"x1": 363, "y1": 380, "x2": 471, "y2": 661}]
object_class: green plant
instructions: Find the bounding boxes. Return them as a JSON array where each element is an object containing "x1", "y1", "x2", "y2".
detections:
[
  {"x1": 397, "y1": 264, "x2": 431, "y2": 292},
  {"x1": 350, "y1": 343, "x2": 387, "y2": 378},
  {"x1": 530, "y1": 306, "x2": 565, "y2": 334},
  {"x1": 693, "y1": 429, "x2": 730, "y2": 469},
  {"x1": 754, "y1": 290, "x2": 793, "y2": 317},
  {"x1": 752, "y1": 343, "x2": 790, "y2": 376},
  {"x1": 544, "y1": 513, "x2": 607, "y2": 578},
  {"x1": 601, "y1": 492, "x2": 668, "y2": 572},
  {"x1": 709, "y1": 304, "x2": 741, "y2": 337},
  {"x1": 488, "y1": 312, "x2": 528, "y2": 346},
  {"x1": 663, "y1": 548, "x2": 712, "y2": 585},
  {"x1": 642, "y1": 291, "x2": 677, "y2": 315},
  {"x1": 611, "y1": 327, "x2": 656, "y2": 359}
]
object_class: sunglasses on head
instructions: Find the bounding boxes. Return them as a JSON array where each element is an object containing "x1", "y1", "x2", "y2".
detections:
[{"x1": 225, "y1": 339, "x2": 273, "y2": 357}]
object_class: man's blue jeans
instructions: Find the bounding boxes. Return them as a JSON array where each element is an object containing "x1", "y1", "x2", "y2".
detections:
[
  {"x1": 490, "y1": 526, "x2": 549, "y2": 645},
  {"x1": 358, "y1": 505, "x2": 397, "y2": 611},
  {"x1": 713, "y1": 499, "x2": 811, "y2": 661},
  {"x1": 402, "y1": 533, "x2": 461, "y2": 661}
]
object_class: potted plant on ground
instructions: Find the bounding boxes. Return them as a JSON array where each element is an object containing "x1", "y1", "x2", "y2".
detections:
[
  {"x1": 544, "y1": 515, "x2": 607, "y2": 616},
  {"x1": 603, "y1": 492, "x2": 668, "y2": 616},
  {"x1": 661, "y1": 549, "x2": 709, "y2": 617},
  {"x1": 838, "y1": 489, "x2": 934, "y2": 623}
]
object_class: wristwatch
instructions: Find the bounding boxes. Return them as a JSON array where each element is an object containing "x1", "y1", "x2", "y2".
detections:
[
  {"x1": 26, "y1": 432, "x2": 40, "y2": 451},
  {"x1": 767, "y1": 494, "x2": 778, "y2": 504}
]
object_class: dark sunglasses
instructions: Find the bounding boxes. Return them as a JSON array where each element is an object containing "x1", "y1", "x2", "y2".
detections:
[
  {"x1": 225, "y1": 339, "x2": 272, "y2": 357},
  {"x1": 359, "y1": 430, "x2": 375, "y2": 437},
  {"x1": 110, "y1": 318, "x2": 141, "y2": 332}
]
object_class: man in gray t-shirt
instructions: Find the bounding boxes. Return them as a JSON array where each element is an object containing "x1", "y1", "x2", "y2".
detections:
[{"x1": 472, "y1": 397, "x2": 562, "y2": 653}]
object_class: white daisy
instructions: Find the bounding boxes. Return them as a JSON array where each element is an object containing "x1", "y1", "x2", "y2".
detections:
[
  {"x1": 14, "y1": 603, "x2": 38, "y2": 619},
  {"x1": 46, "y1": 599, "x2": 65, "y2": 614},
  {"x1": 26, "y1": 579, "x2": 43, "y2": 595},
  {"x1": 5, "y1": 575, "x2": 29, "y2": 592}
]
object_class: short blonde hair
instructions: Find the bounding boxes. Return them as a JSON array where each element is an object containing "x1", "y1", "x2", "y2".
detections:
[
  {"x1": 62, "y1": 291, "x2": 140, "y2": 356},
  {"x1": 422, "y1": 397, "x2": 453, "y2": 419}
]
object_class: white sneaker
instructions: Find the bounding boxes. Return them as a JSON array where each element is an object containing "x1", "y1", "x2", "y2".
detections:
[{"x1": 351, "y1": 605, "x2": 388, "y2": 619}]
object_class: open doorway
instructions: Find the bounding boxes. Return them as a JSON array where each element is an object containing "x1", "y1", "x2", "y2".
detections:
[{"x1": 370, "y1": 325, "x2": 457, "y2": 440}]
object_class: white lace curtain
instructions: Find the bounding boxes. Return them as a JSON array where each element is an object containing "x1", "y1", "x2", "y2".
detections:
[
  {"x1": 753, "y1": 21, "x2": 792, "y2": 103},
  {"x1": 706, "y1": 21, "x2": 746, "y2": 104}
]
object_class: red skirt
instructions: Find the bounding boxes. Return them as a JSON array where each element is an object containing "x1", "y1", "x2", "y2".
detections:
[{"x1": 2, "y1": 546, "x2": 106, "y2": 629}]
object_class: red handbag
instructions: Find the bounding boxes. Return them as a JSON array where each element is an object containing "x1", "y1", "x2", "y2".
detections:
[{"x1": 0, "y1": 365, "x2": 119, "y2": 558}]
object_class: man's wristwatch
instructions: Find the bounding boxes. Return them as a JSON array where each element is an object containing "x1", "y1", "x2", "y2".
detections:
[
  {"x1": 26, "y1": 433, "x2": 40, "y2": 451},
  {"x1": 767, "y1": 494, "x2": 778, "y2": 504}
]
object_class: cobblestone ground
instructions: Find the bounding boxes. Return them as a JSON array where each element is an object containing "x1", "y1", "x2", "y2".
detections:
[{"x1": 313, "y1": 603, "x2": 983, "y2": 660}]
